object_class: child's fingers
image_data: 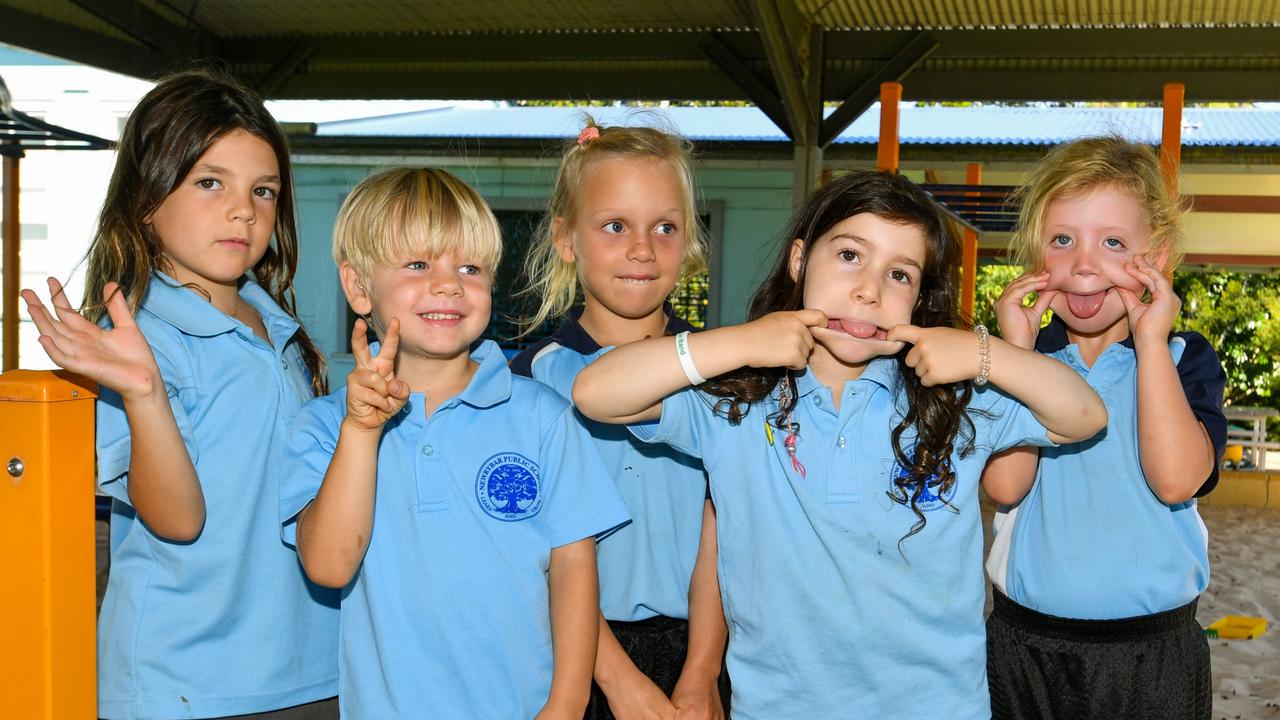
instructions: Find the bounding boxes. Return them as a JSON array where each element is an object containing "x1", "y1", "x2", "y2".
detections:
[
  {"x1": 21, "y1": 290, "x2": 63, "y2": 339},
  {"x1": 795, "y1": 308, "x2": 828, "y2": 327},
  {"x1": 376, "y1": 317, "x2": 400, "y2": 366},
  {"x1": 351, "y1": 318, "x2": 373, "y2": 367},
  {"x1": 1114, "y1": 286, "x2": 1140, "y2": 313},
  {"x1": 886, "y1": 324, "x2": 921, "y2": 345},
  {"x1": 45, "y1": 277, "x2": 89, "y2": 329},
  {"x1": 1122, "y1": 261, "x2": 1157, "y2": 294},
  {"x1": 1030, "y1": 289, "x2": 1059, "y2": 317},
  {"x1": 102, "y1": 282, "x2": 137, "y2": 329},
  {"x1": 347, "y1": 380, "x2": 392, "y2": 412}
]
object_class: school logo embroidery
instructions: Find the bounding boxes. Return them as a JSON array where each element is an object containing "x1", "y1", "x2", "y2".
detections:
[
  {"x1": 887, "y1": 452, "x2": 956, "y2": 512},
  {"x1": 476, "y1": 453, "x2": 543, "y2": 521}
]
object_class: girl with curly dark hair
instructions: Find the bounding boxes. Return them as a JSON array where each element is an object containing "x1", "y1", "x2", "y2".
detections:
[{"x1": 571, "y1": 170, "x2": 1106, "y2": 719}]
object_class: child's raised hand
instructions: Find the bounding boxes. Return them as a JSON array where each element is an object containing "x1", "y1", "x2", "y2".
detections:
[
  {"x1": 887, "y1": 324, "x2": 981, "y2": 387},
  {"x1": 343, "y1": 317, "x2": 409, "y2": 432},
  {"x1": 741, "y1": 309, "x2": 827, "y2": 370},
  {"x1": 21, "y1": 278, "x2": 163, "y2": 399},
  {"x1": 993, "y1": 271, "x2": 1057, "y2": 349},
  {"x1": 1117, "y1": 254, "x2": 1180, "y2": 345}
]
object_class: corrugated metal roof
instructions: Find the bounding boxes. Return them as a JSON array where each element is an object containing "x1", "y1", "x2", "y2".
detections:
[
  {"x1": 315, "y1": 104, "x2": 1280, "y2": 147},
  {"x1": 802, "y1": 0, "x2": 1280, "y2": 30}
]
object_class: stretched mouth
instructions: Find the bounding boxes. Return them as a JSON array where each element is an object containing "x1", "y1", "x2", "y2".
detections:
[
  {"x1": 617, "y1": 276, "x2": 657, "y2": 285},
  {"x1": 827, "y1": 318, "x2": 888, "y2": 341},
  {"x1": 1064, "y1": 290, "x2": 1108, "y2": 319}
]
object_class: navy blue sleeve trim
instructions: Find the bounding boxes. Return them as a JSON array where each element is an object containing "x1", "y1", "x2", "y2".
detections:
[
  {"x1": 1175, "y1": 332, "x2": 1228, "y2": 497},
  {"x1": 509, "y1": 336, "x2": 555, "y2": 378}
]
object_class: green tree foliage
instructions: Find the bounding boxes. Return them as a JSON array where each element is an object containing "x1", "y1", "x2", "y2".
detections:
[{"x1": 1173, "y1": 271, "x2": 1280, "y2": 411}]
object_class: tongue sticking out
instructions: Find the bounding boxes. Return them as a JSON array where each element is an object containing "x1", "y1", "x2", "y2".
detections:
[
  {"x1": 828, "y1": 318, "x2": 882, "y2": 339},
  {"x1": 1065, "y1": 290, "x2": 1107, "y2": 319}
]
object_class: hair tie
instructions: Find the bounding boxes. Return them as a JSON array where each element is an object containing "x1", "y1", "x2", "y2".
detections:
[{"x1": 577, "y1": 126, "x2": 600, "y2": 145}]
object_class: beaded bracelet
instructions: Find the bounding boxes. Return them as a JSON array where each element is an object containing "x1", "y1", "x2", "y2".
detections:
[{"x1": 974, "y1": 324, "x2": 991, "y2": 386}]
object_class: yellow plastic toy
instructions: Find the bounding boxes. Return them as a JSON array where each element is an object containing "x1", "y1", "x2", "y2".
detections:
[{"x1": 1207, "y1": 615, "x2": 1268, "y2": 639}]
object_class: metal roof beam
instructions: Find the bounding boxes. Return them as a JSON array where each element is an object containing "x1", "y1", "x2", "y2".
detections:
[
  {"x1": 819, "y1": 31, "x2": 937, "y2": 147},
  {"x1": 254, "y1": 41, "x2": 317, "y2": 98},
  {"x1": 752, "y1": 0, "x2": 818, "y2": 143},
  {"x1": 67, "y1": 0, "x2": 204, "y2": 57},
  {"x1": 697, "y1": 32, "x2": 791, "y2": 137},
  {"x1": 0, "y1": 5, "x2": 168, "y2": 78}
]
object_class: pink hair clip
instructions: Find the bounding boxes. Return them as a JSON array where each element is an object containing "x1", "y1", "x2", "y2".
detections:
[{"x1": 577, "y1": 126, "x2": 600, "y2": 145}]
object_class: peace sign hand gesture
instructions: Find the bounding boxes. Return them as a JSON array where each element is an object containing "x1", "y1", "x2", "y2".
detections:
[
  {"x1": 343, "y1": 317, "x2": 410, "y2": 432},
  {"x1": 21, "y1": 277, "x2": 163, "y2": 400}
]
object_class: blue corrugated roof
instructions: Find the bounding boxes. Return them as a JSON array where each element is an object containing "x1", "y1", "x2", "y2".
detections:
[{"x1": 316, "y1": 104, "x2": 1280, "y2": 147}]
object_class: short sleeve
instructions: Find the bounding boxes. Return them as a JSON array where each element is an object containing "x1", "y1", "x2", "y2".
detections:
[
  {"x1": 969, "y1": 384, "x2": 1058, "y2": 455},
  {"x1": 279, "y1": 393, "x2": 344, "y2": 546},
  {"x1": 95, "y1": 344, "x2": 200, "y2": 505},
  {"x1": 628, "y1": 387, "x2": 726, "y2": 462},
  {"x1": 541, "y1": 405, "x2": 631, "y2": 548},
  {"x1": 1175, "y1": 333, "x2": 1228, "y2": 497}
]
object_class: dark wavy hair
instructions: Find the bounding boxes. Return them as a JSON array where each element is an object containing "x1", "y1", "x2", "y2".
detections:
[
  {"x1": 702, "y1": 170, "x2": 975, "y2": 543},
  {"x1": 82, "y1": 68, "x2": 326, "y2": 396}
]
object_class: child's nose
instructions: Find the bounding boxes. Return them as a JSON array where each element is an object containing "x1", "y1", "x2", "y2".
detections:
[
  {"x1": 227, "y1": 192, "x2": 256, "y2": 225},
  {"x1": 627, "y1": 235, "x2": 656, "y2": 262}
]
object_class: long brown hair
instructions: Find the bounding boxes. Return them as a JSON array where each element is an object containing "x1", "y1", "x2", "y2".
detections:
[
  {"x1": 83, "y1": 68, "x2": 327, "y2": 395},
  {"x1": 702, "y1": 170, "x2": 975, "y2": 543}
]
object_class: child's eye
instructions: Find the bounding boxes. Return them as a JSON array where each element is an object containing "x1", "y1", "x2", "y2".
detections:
[
  {"x1": 1048, "y1": 234, "x2": 1073, "y2": 248},
  {"x1": 889, "y1": 269, "x2": 913, "y2": 285},
  {"x1": 195, "y1": 178, "x2": 222, "y2": 190},
  {"x1": 603, "y1": 221, "x2": 625, "y2": 234},
  {"x1": 838, "y1": 249, "x2": 860, "y2": 263},
  {"x1": 654, "y1": 222, "x2": 677, "y2": 236},
  {"x1": 405, "y1": 261, "x2": 427, "y2": 271},
  {"x1": 1103, "y1": 237, "x2": 1125, "y2": 250},
  {"x1": 459, "y1": 264, "x2": 482, "y2": 276},
  {"x1": 254, "y1": 186, "x2": 279, "y2": 200}
]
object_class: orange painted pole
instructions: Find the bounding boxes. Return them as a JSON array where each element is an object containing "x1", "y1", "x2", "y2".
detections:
[
  {"x1": 0, "y1": 369, "x2": 97, "y2": 719},
  {"x1": 962, "y1": 163, "x2": 982, "y2": 320},
  {"x1": 877, "y1": 82, "x2": 902, "y2": 173},
  {"x1": 3, "y1": 142, "x2": 21, "y2": 371},
  {"x1": 1161, "y1": 82, "x2": 1184, "y2": 196}
]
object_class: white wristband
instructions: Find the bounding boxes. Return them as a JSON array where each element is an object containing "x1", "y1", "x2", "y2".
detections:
[{"x1": 674, "y1": 331, "x2": 706, "y2": 385}]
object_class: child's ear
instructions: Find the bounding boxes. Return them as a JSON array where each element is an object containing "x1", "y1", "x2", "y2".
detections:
[
  {"x1": 339, "y1": 262, "x2": 373, "y2": 317},
  {"x1": 788, "y1": 239, "x2": 805, "y2": 282},
  {"x1": 552, "y1": 217, "x2": 576, "y2": 263}
]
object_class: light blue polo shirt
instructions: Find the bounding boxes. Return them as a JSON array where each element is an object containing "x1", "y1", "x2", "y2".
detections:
[
  {"x1": 988, "y1": 332, "x2": 1223, "y2": 619},
  {"x1": 281, "y1": 340, "x2": 630, "y2": 719},
  {"x1": 511, "y1": 308, "x2": 707, "y2": 622},
  {"x1": 633, "y1": 359, "x2": 1054, "y2": 720},
  {"x1": 96, "y1": 272, "x2": 338, "y2": 720}
]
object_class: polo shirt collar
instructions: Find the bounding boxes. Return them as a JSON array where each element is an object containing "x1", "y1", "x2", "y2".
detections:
[
  {"x1": 550, "y1": 303, "x2": 693, "y2": 354},
  {"x1": 790, "y1": 356, "x2": 898, "y2": 400},
  {"x1": 140, "y1": 271, "x2": 298, "y2": 349},
  {"x1": 140, "y1": 271, "x2": 240, "y2": 337},
  {"x1": 455, "y1": 340, "x2": 512, "y2": 409}
]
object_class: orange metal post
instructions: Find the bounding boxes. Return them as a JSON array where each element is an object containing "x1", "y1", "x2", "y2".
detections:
[
  {"x1": 0, "y1": 370, "x2": 97, "y2": 719},
  {"x1": 877, "y1": 82, "x2": 902, "y2": 173},
  {"x1": 962, "y1": 163, "x2": 982, "y2": 320},
  {"x1": 2, "y1": 143, "x2": 20, "y2": 372},
  {"x1": 1161, "y1": 83, "x2": 1184, "y2": 196}
]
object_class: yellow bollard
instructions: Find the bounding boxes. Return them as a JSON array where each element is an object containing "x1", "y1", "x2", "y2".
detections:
[{"x1": 0, "y1": 369, "x2": 96, "y2": 718}]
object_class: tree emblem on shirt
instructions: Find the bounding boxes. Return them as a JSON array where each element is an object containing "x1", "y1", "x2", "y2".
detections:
[
  {"x1": 887, "y1": 450, "x2": 957, "y2": 513},
  {"x1": 476, "y1": 452, "x2": 543, "y2": 521}
]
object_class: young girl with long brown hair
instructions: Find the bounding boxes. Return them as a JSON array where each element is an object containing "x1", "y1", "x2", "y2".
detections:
[{"x1": 22, "y1": 69, "x2": 337, "y2": 720}]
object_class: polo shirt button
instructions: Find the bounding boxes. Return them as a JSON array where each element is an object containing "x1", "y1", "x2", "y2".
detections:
[
  {"x1": 281, "y1": 359, "x2": 289, "y2": 370},
  {"x1": 422, "y1": 445, "x2": 434, "y2": 456},
  {"x1": 837, "y1": 436, "x2": 846, "y2": 448},
  {"x1": 813, "y1": 396, "x2": 822, "y2": 406}
]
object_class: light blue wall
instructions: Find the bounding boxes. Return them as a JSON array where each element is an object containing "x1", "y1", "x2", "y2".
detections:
[{"x1": 292, "y1": 159, "x2": 794, "y2": 387}]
